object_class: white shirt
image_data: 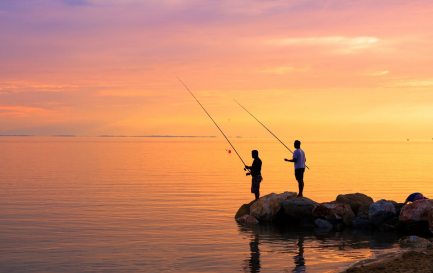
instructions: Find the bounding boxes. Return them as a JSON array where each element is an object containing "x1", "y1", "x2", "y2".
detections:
[{"x1": 293, "y1": 148, "x2": 306, "y2": 169}]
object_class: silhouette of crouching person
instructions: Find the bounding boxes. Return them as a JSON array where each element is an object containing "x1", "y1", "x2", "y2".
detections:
[{"x1": 245, "y1": 150, "x2": 262, "y2": 200}]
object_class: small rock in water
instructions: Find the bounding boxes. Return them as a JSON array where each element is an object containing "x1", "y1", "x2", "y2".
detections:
[{"x1": 399, "y1": 235, "x2": 433, "y2": 249}]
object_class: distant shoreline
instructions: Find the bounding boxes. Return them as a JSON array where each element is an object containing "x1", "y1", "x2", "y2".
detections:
[
  {"x1": 1, "y1": 135, "x2": 433, "y2": 142},
  {"x1": 0, "y1": 134, "x2": 217, "y2": 138}
]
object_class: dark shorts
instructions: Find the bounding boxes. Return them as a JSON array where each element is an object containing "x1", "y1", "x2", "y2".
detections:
[
  {"x1": 295, "y1": 168, "x2": 305, "y2": 181},
  {"x1": 251, "y1": 175, "x2": 262, "y2": 193}
]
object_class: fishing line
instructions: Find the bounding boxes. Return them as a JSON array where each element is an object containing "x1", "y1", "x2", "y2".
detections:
[
  {"x1": 234, "y1": 99, "x2": 309, "y2": 170},
  {"x1": 178, "y1": 78, "x2": 247, "y2": 167}
]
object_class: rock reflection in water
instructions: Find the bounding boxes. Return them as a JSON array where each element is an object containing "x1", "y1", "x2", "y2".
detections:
[{"x1": 239, "y1": 224, "x2": 400, "y2": 273}]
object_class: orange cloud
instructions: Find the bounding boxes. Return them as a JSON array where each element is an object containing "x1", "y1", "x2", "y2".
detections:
[{"x1": 0, "y1": 105, "x2": 52, "y2": 117}]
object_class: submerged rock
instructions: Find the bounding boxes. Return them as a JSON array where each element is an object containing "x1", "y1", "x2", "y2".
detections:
[
  {"x1": 336, "y1": 193, "x2": 374, "y2": 215},
  {"x1": 250, "y1": 192, "x2": 297, "y2": 222}
]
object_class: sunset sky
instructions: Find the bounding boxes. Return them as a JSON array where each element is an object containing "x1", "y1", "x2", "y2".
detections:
[{"x1": 1, "y1": 0, "x2": 433, "y2": 140}]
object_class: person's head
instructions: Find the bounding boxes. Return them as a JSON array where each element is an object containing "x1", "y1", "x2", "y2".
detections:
[
  {"x1": 251, "y1": 150, "x2": 259, "y2": 159},
  {"x1": 294, "y1": 140, "x2": 301, "y2": 149}
]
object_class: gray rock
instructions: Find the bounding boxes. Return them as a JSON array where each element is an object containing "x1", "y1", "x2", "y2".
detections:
[
  {"x1": 236, "y1": 214, "x2": 259, "y2": 225},
  {"x1": 368, "y1": 199, "x2": 396, "y2": 226}
]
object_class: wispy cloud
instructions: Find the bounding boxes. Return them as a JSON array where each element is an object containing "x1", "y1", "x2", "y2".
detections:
[
  {"x1": 366, "y1": 70, "x2": 390, "y2": 77},
  {"x1": 395, "y1": 79, "x2": 433, "y2": 87},
  {"x1": 260, "y1": 66, "x2": 309, "y2": 75},
  {"x1": 0, "y1": 105, "x2": 52, "y2": 117},
  {"x1": 269, "y1": 36, "x2": 380, "y2": 54},
  {"x1": 0, "y1": 81, "x2": 78, "y2": 93},
  {"x1": 63, "y1": 0, "x2": 90, "y2": 6}
]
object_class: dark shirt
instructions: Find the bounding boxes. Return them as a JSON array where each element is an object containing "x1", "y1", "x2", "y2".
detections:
[{"x1": 250, "y1": 158, "x2": 262, "y2": 177}]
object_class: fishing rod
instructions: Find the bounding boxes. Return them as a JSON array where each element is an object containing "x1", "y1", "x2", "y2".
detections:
[
  {"x1": 234, "y1": 99, "x2": 309, "y2": 170},
  {"x1": 177, "y1": 78, "x2": 248, "y2": 169}
]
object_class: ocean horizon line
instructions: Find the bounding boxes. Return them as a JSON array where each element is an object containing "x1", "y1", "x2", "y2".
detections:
[{"x1": 1, "y1": 134, "x2": 433, "y2": 142}]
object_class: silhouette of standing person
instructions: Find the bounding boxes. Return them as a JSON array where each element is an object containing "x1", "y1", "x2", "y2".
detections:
[
  {"x1": 245, "y1": 150, "x2": 262, "y2": 200},
  {"x1": 293, "y1": 236, "x2": 306, "y2": 273},
  {"x1": 247, "y1": 233, "x2": 261, "y2": 273},
  {"x1": 284, "y1": 140, "x2": 306, "y2": 197}
]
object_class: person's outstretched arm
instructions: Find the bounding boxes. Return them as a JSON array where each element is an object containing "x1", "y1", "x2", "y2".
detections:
[{"x1": 284, "y1": 157, "x2": 296, "y2": 163}]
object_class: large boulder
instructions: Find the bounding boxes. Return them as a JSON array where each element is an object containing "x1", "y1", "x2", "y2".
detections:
[
  {"x1": 368, "y1": 199, "x2": 397, "y2": 226},
  {"x1": 336, "y1": 193, "x2": 374, "y2": 215},
  {"x1": 250, "y1": 192, "x2": 297, "y2": 222},
  {"x1": 399, "y1": 199, "x2": 433, "y2": 222},
  {"x1": 281, "y1": 197, "x2": 318, "y2": 221},
  {"x1": 312, "y1": 202, "x2": 355, "y2": 226}
]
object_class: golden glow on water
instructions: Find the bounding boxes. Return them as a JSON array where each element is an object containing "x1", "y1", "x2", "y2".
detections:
[{"x1": 1, "y1": 137, "x2": 432, "y2": 272}]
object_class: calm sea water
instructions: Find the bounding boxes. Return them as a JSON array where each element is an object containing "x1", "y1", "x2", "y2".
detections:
[{"x1": 1, "y1": 137, "x2": 433, "y2": 273}]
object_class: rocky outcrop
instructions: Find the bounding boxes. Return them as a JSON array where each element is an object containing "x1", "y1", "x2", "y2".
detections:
[
  {"x1": 250, "y1": 192, "x2": 297, "y2": 222},
  {"x1": 236, "y1": 192, "x2": 433, "y2": 236},
  {"x1": 336, "y1": 193, "x2": 374, "y2": 215}
]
